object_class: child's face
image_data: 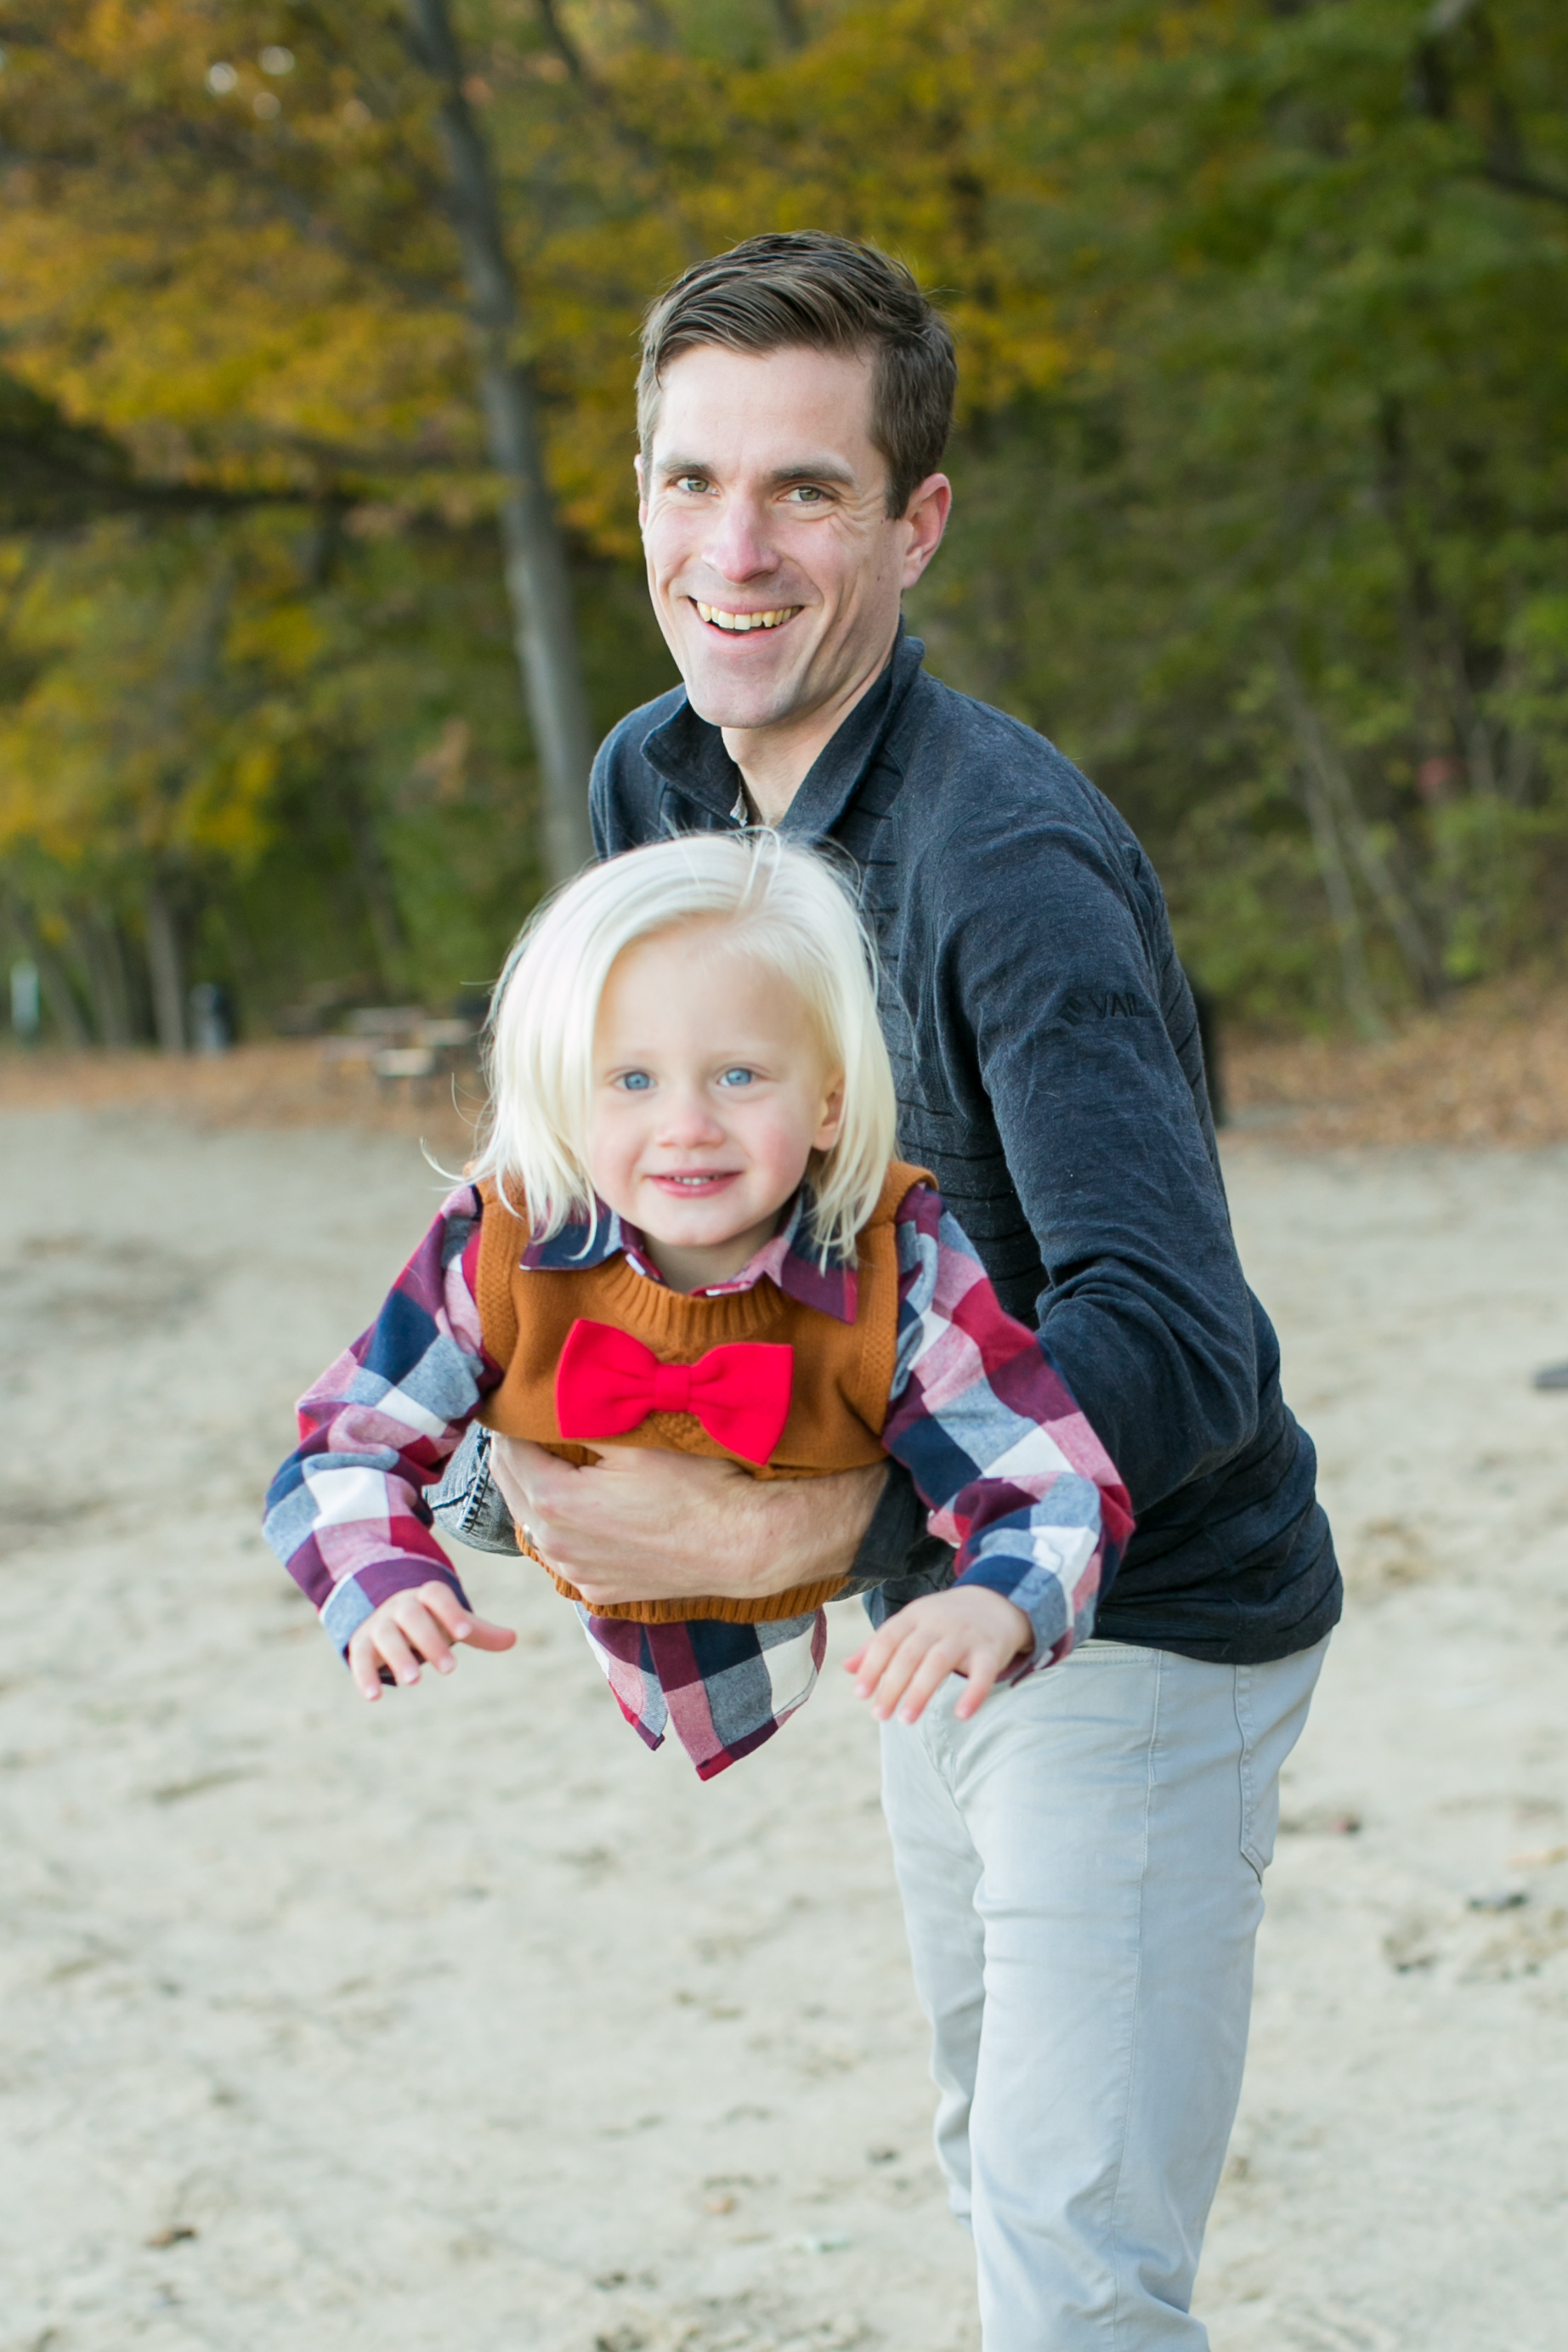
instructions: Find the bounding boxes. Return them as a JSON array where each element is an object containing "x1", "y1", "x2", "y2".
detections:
[{"x1": 586, "y1": 922, "x2": 846, "y2": 1286}]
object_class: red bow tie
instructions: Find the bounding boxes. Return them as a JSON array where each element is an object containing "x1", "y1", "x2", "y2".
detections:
[{"x1": 555, "y1": 1319, "x2": 795, "y2": 1466}]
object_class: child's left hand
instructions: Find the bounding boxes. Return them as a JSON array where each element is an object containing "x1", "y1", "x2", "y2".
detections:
[{"x1": 845, "y1": 1586, "x2": 1033, "y2": 1726}]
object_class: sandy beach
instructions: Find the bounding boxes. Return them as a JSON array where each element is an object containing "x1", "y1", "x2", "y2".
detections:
[{"x1": 1, "y1": 1086, "x2": 1565, "y2": 2351}]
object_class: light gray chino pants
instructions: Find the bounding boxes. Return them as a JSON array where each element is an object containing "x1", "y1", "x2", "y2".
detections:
[{"x1": 880, "y1": 1634, "x2": 1328, "y2": 2350}]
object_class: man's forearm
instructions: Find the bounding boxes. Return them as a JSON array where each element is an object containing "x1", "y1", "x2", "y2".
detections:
[
  {"x1": 482, "y1": 1436, "x2": 888, "y2": 1607},
  {"x1": 720, "y1": 1460, "x2": 889, "y2": 1595}
]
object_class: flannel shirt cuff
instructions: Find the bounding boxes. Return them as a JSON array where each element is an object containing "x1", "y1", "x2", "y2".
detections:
[
  {"x1": 953, "y1": 1549, "x2": 1080, "y2": 1684},
  {"x1": 320, "y1": 1557, "x2": 473, "y2": 1658}
]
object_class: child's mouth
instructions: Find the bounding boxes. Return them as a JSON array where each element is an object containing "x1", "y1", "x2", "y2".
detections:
[{"x1": 649, "y1": 1171, "x2": 739, "y2": 1194}]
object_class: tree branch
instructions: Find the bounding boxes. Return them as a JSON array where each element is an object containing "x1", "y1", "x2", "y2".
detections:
[
  {"x1": 0, "y1": 30, "x2": 462, "y2": 312},
  {"x1": 1479, "y1": 162, "x2": 1568, "y2": 208},
  {"x1": 533, "y1": 0, "x2": 591, "y2": 85}
]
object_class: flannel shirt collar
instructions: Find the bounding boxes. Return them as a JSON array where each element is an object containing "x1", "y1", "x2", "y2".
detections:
[{"x1": 517, "y1": 1187, "x2": 858, "y2": 1323}]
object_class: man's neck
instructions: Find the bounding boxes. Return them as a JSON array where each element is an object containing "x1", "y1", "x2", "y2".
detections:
[{"x1": 720, "y1": 632, "x2": 897, "y2": 827}]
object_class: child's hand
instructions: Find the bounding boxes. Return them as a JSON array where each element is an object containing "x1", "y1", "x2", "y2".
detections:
[
  {"x1": 845, "y1": 1587, "x2": 1033, "y2": 1726},
  {"x1": 348, "y1": 1581, "x2": 517, "y2": 1703}
]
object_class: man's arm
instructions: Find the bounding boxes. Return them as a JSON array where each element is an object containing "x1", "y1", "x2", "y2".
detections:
[
  {"x1": 945, "y1": 805, "x2": 1258, "y2": 1514},
  {"x1": 486, "y1": 1435, "x2": 886, "y2": 1607}
]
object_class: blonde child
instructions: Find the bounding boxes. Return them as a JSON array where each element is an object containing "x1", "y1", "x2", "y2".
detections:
[{"x1": 264, "y1": 834, "x2": 1131, "y2": 1777}]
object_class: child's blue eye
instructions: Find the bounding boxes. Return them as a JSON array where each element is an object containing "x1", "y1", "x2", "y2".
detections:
[
  {"x1": 620, "y1": 1070, "x2": 654, "y2": 1091},
  {"x1": 717, "y1": 1067, "x2": 755, "y2": 1088}
]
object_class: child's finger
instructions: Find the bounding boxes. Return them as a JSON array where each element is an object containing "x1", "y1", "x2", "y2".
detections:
[
  {"x1": 414, "y1": 1584, "x2": 517, "y2": 1654},
  {"x1": 895, "y1": 1640, "x2": 965, "y2": 1726},
  {"x1": 846, "y1": 1628, "x2": 897, "y2": 1696},
  {"x1": 951, "y1": 1651, "x2": 1003, "y2": 1720},
  {"x1": 397, "y1": 1596, "x2": 459, "y2": 1674},
  {"x1": 862, "y1": 1629, "x2": 933, "y2": 1721},
  {"x1": 373, "y1": 1616, "x2": 424, "y2": 1686},
  {"x1": 852, "y1": 1635, "x2": 912, "y2": 1717},
  {"x1": 348, "y1": 1627, "x2": 386, "y2": 1703},
  {"x1": 456, "y1": 1615, "x2": 518, "y2": 1652},
  {"x1": 416, "y1": 1582, "x2": 474, "y2": 1643}
]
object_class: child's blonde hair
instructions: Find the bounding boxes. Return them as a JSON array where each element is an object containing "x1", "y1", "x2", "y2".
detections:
[{"x1": 471, "y1": 831, "x2": 898, "y2": 1264}]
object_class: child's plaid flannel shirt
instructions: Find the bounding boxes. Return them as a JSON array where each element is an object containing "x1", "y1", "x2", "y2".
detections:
[{"x1": 264, "y1": 1181, "x2": 1132, "y2": 1777}]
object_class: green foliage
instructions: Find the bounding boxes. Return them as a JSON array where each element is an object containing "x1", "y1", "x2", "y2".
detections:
[
  {"x1": 0, "y1": 0, "x2": 1563, "y2": 1037},
  {"x1": 909, "y1": 0, "x2": 1568, "y2": 1021}
]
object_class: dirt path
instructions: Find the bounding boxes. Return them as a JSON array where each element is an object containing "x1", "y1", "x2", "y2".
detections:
[{"x1": 0, "y1": 1104, "x2": 1563, "y2": 2351}]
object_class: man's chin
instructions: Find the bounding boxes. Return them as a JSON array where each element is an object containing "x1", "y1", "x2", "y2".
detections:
[
  {"x1": 676, "y1": 626, "x2": 814, "y2": 734},
  {"x1": 682, "y1": 674, "x2": 805, "y2": 734}
]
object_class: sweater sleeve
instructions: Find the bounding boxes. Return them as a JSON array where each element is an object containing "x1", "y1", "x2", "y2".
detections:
[
  {"x1": 942, "y1": 804, "x2": 1259, "y2": 1516},
  {"x1": 880, "y1": 1187, "x2": 1134, "y2": 1675},
  {"x1": 262, "y1": 1186, "x2": 503, "y2": 1657}
]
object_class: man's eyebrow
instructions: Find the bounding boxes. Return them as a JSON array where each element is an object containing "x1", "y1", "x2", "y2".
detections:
[
  {"x1": 767, "y1": 457, "x2": 857, "y2": 488},
  {"x1": 654, "y1": 452, "x2": 858, "y2": 488}
]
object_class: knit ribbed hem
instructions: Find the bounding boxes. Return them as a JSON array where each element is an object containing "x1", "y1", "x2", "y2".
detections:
[{"x1": 521, "y1": 1536, "x2": 846, "y2": 1624}]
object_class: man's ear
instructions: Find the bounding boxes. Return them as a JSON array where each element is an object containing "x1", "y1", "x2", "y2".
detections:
[
  {"x1": 634, "y1": 451, "x2": 648, "y2": 530},
  {"x1": 900, "y1": 473, "x2": 952, "y2": 591}
]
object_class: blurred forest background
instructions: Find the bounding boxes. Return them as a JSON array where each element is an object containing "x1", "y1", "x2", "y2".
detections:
[{"x1": 0, "y1": 0, "x2": 1565, "y2": 1049}]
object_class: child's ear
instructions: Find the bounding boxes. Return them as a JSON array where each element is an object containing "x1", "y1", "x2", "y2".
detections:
[{"x1": 813, "y1": 1074, "x2": 847, "y2": 1153}]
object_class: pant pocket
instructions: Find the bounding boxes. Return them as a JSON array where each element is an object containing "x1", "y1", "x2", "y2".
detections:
[{"x1": 1235, "y1": 1639, "x2": 1330, "y2": 1880}]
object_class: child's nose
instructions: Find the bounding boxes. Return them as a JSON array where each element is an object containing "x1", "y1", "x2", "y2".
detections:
[{"x1": 659, "y1": 1087, "x2": 726, "y2": 1142}]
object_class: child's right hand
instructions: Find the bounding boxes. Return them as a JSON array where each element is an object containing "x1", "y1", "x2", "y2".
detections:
[{"x1": 348, "y1": 1581, "x2": 517, "y2": 1703}]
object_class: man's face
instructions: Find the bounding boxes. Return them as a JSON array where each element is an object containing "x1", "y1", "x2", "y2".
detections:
[{"x1": 637, "y1": 343, "x2": 948, "y2": 741}]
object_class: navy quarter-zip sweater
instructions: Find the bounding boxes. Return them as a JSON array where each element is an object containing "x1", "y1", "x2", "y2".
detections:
[{"x1": 592, "y1": 630, "x2": 1340, "y2": 1664}]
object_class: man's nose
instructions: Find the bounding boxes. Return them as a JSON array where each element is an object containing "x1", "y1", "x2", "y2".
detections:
[{"x1": 704, "y1": 491, "x2": 776, "y2": 584}]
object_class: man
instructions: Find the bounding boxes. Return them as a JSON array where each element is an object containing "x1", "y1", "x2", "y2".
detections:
[{"x1": 481, "y1": 233, "x2": 1340, "y2": 2349}]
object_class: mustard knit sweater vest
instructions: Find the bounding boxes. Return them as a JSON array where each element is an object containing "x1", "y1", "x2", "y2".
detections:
[{"x1": 474, "y1": 1159, "x2": 931, "y2": 1624}]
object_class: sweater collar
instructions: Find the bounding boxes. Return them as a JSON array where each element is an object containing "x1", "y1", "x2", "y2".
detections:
[
  {"x1": 517, "y1": 1187, "x2": 858, "y2": 1323},
  {"x1": 641, "y1": 624, "x2": 926, "y2": 844}
]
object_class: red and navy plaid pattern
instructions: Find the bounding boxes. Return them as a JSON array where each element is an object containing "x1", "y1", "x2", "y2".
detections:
[
  {"x1": 582, "y1": 1610, "x2": 829, "y2": 1782},
  {"x1": 264, "y1": 1181, "x2": 1131, "y2": 1776}
]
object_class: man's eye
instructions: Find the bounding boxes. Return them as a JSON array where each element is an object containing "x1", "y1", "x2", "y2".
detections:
[
  {"x1": 784, "y1": 485, "x2": 826, "y2": 504},
  {"x1": 673, "y1": 475, "x2": 708, "y2": 495}
]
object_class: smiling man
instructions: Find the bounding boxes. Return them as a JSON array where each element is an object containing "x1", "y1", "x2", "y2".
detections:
[
  {"x1": 479, "y1": 234, "x2": 1341, "y2": 2350},
  {"x1": 637, "y1": 334, "x2": 949, "y2": 819}
]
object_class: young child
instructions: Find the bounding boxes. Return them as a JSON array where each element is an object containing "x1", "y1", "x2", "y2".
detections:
[{"x1": 264, "y1": 833, "x2": 1132, "y2": 1778}]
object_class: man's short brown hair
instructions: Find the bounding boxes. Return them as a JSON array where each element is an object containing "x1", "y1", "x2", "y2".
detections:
[{"x1": 637, "y1": 232, "x2": 956, "y2": 519}]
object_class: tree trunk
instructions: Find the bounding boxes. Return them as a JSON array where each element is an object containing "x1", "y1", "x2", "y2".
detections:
[
  {"x1": 772, "y1": 0, "x2": 809, "y2": 50},
  {"x1": 5, "y1": 896, "x2": 90, "y2": 1048},
  {"x1": 75, "y1": 907, "x2": 136, "y2": 1046},
  {"x1": 144, "y1": 881, "x2": 186, "y2": 1054},
  {"x1": 1278, "y1": 657, "x2": 1441, "y2": 1006},
  {"x1": 405, "y1": 0, "x2": 596, "y2": 884},
  {"x1": 1293, "y1": 758, "x2": 1384, "y2": 1040},
  {"x1": 345, "y1": 796, "x2": 410, "y2": 994}
]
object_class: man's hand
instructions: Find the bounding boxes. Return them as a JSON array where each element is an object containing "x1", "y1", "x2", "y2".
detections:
[
  {"x1": 347, "y1": 1581, "x2": 517, "y2": 1703},
  {"x1": 845, "y1": 1587, "x2": 1033, "y2": 1726},
  {"x1": 488, "y1": 1435, "x2": 886, "y2": 1607}
]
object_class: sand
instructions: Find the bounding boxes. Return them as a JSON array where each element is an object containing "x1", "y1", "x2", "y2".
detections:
[{"x1": 0, "y1": 1096, "x2": 1565, "y2": 2352}]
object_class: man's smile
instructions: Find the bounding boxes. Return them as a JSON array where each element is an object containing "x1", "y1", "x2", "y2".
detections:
[{"x1": 693, "y1": 601, "x2": 803, "y2": 633}]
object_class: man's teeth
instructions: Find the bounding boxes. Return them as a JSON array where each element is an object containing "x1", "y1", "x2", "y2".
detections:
[{"x1": 695, "y1": 604, "x2": 799, "y2": 632}]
